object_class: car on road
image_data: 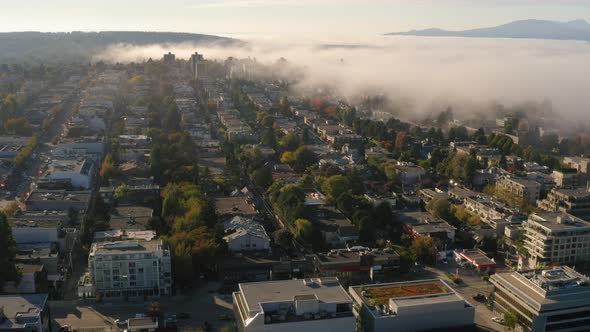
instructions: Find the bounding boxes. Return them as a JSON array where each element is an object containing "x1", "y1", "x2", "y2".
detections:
[
  {"x1": 176, "y1": 313, "x2": 190, "y2": 319},
  {"x1": 472, "y1": 293, "x2": 486, "y2": 301},
  {"x1": 114, "y1": 319, "x2": 127, "y2": 328},
  {"x1": 492, "y1": 316, "x2": 505, "y2": 324}
]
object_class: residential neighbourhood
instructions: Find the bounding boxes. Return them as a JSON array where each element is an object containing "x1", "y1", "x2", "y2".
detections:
[{"x1": 2, "y1": 49, "x2": 590, "y2": 332}]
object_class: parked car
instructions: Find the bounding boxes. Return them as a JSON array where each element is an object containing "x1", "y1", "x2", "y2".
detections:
[
  {"x1": 176, "y1": 313, "x2": 190, "y2": 319},
  {"x1": 472, "y1": 293, "x2": 486, "y2": 301},
  {"x1": 114, "y1": 319, "x2": 127, "y2": 328}
]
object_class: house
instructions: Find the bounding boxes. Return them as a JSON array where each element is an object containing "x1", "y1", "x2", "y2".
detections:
[
  {"x1": 398, "y1": 211, "x2": 456, "y2": 247},
  {"x1": 214, "y1": 196, "x2": 258, "y2": 219},
  {"x1": 349, "y1": 279, "x2": 474, "y2": 332},
  {"x1": 223, "y1": 216, "x2": 271, "y2": 253},
  {"x1": 312, "y1": 206, "x2": 359, "y2": 246},
  {"x1": 233, "y1": 278, "x2": 355, "y2": 332}
]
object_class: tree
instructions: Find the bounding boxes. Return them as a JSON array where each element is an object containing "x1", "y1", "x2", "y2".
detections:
[
  {"x1": 411, "y1": 237, "x2": 439, "y2": 266},
  {"x1": 4, "y1": 117, "x2": 32, "y2": 135},
  {"x1": 292, "y1": 146, "x2": 318, "y2": 171},
  {"x1": 426, "y1": 199, "x2": 455, "y2": 224},
  {"x1": 504, "y1": 310, "x2": 518, "y2": 330},
  {"x1": 280, "y1": 133, "x2": 302, "y2": 151},
  {"x1": 0, "y1": 212, "x2": 21, "y2": 288},
  {"x1": 280, "y1": 151, "x2": 296, "y2": 164},
  {"x1": 100, "y1": 153, "x2": 117, "y2": 181},
  {"x1": 114, "y1": 183, "x2": 130, "y2": 200},
  {"x1": 251, "y1": 167, "x2": 273, "y2": 190},
  {"x1": 321, "y1": 175, "x2": 352, "y2": 201},
  {"x1": 295, "y1": 218, "x2": 313, "y2": 241},
  {"x1": 273, "y1": 229, "x2": 293, "y2": 249}
]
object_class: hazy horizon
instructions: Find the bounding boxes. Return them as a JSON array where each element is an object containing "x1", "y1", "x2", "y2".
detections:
[{"x1": 2, "y1": 0, "x2": 590, "y2": 39}]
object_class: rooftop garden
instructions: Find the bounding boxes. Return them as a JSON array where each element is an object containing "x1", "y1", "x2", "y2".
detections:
[{"x1": 359, "y1": 282, "x2": 449, "y2": 307}]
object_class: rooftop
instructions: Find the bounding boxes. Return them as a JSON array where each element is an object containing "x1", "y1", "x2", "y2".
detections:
[
  {"x1": 350, "y1": 279, "x2": 449, "y2": 308},
  {"x1": 238, "y1": 278, "x2": 352, "y2": 314},
  {"x1": 214, "y1": 196, "x2": 257, "y2": 217},
  {"x1": 0, "y1": 294, "x2": 48, "y2": 329},
  {"x1": 491, "y1": 266, "x2": 590, "y2": 309},
  {"x1": 90, "y1": 239, "x2": 164, "y2": 256},
  {"x1": 527, "y1": 212, "x2": 590, "y2": 232}
]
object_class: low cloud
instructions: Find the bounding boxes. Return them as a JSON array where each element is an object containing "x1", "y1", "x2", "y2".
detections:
[{"x1": 95, "y1": 36, "x2": 590, "y2": 123}]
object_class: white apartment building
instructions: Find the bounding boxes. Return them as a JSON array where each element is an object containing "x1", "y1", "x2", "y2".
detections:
[
  {"x1": 86, "y1": 240, "x2": 172, "y2": 299},
  {"x1": 522, "y1": 212, "x2": 590, "y2": 268},
  {"x1": 491, "y1": 266, "x2": 590, "y2": 332},
  {"x1": 233, "y1": 278, "x2": 355, "y2": 332}
]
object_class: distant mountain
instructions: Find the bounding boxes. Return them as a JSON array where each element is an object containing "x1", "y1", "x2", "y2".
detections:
[
  {"x1": 385, "y1": 19, "x2": 590, "y2": 41},
  {"x1": 0, "y1": 31, "x2": 240, "y2": 63}
]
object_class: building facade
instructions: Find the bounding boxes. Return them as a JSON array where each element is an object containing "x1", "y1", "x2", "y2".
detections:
[
  {"x1": 233, "y1": 278, "x2": 355, "y2": 332},
  {"x1": 522, "y1": 212, "x2": 590, "y2": 268},
  {"x1": 349, "y1": 279, "x2": 474, "y2": 332},
  {"x1": 85, "y1": 240, "x2": 172, "y2": 299},
  {"x1": 491, "y1": 266, "x2": 590, "y2": 332}
]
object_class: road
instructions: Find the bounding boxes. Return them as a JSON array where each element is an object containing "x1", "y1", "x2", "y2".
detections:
[
  {"x1": 83, "y1": 282, "x2": 235, "y2": 332},
  {"x1": 15, "y1": 93, "x2": 79, "y2": 198},
  {"x1": 419, "y1": 262, "x2": 508, "y2": 332}
]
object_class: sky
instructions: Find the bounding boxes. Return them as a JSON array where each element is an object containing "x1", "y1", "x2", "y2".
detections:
[{"x1": 1, "y1": 0, "x2": 590, "y2": 39}]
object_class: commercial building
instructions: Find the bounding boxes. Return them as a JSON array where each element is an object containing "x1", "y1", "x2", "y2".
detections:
[
  {"x1": 349, "y1": 279, "x2": 474, "y2": 332},
  {"x1": 491, "y1": 266, "x2": 590, "y2": 331},
  {"x1": 40, "y1": 158, "x2": 96, "y2": 189},
  {"x1": 522, "y1": 212, "x2": 590, "y2": 268},
  {"x1": 312, "y1": 247, "x2": 399, "y2": 283},
  {"x1": 233, "y1": 278, "x2": 355, "y2": 332},
  {"x1": 84, "y1": 240, "x2": 172, "y2": 299},
  {"x1": 25, "y1": 190, "x2": 91, "y2": 212},
  {"x1": 398, "y1": 211, "x2": 456, "y2": 246},
  {"x1": 0, "y1": 294, "x2": 50, "y2": 332}
]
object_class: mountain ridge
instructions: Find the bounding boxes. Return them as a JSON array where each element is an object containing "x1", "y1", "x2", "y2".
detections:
[{"x1": 385, "y1": 19, "x2": 590, "y2": 41}]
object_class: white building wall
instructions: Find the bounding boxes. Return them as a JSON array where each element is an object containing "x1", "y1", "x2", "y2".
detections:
[
  {"x1": 243, "y1": 315, "x2": 355, "y2": 332},
  {"x1": 227, "y1": 234, "x2": 270, "y2": 252},
  {"x1": 372, "y1": 304, "x2": 474, "y2": 332}
]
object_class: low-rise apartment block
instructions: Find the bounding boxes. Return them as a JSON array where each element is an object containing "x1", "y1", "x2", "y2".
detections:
[
  {"x1": 522, "y1": 212, "x2": 590, "y2": 268},
  {"x1": 83, "y1": 239, "x2": 172, "y2": 299}
]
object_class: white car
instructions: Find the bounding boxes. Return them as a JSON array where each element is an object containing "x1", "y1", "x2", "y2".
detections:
[{"x1": 492, "y1": 316, "x2": 505, "y2": 324}]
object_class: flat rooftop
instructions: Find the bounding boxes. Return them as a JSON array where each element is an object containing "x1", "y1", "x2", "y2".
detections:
[
  {"x1": 491, "y1": 266, "x2": 590, "y2": 309},
  {"x1": 527, "y1": 212, "x2": 590, "y2": 232},
  {"x1": 457, "y1": 249, "x2": 497, "y2": 268},
  {"x1": 90, "y1": 239, "x2": 163, "y2": 256},
  {"x1": 27, "y1": 190, "x2": 91, "y2": 202},
  {"x1": 238, "y1": 278, "x2": 352, "y2": 313},
  {"x1": 0, "y1": 294, "x2": 48, "y2": 329},
  {"x1": 350, "y1": 279, "x2": 450, "y2": 308}
]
